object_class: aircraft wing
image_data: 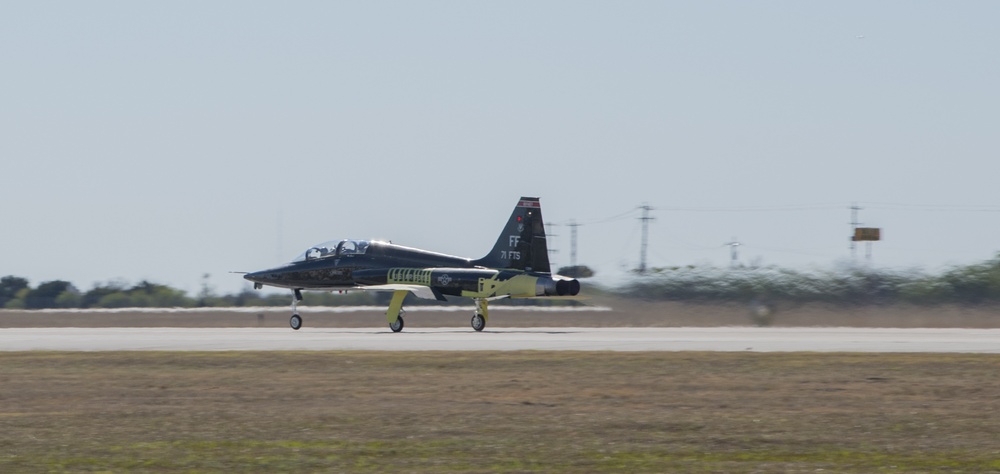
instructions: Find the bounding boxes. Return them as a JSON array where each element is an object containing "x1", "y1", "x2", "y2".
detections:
[{"x1": 337, "y1": 284, "x2": 447, "y2": 301}]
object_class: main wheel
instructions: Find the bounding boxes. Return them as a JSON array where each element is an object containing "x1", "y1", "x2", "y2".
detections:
[
  {"x1": 471, "y1": 313, "x2": 486, "y2": 332},
  {"x1": 290, "y1": 313, "x2": 303, "y2": 330},
  {"x1": 389, "y1": 315, "x2": 405, "y2": 333}
]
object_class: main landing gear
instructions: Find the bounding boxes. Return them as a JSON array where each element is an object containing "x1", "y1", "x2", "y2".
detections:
[
  {"x1": 471, "y1": 298, "x2": 489, "y2": 332},
  {"x1": 289, "y1": 289, "x2": 303, "y2": 330},
  {"x1": 471, "y1": 313, "x2": 486, "y2": 331}
]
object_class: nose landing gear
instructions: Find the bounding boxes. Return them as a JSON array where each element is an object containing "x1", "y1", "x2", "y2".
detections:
[
  {"x1": 289, "y1": 288, "x2": 304, "y2": 330},
  {"x1": 386, "y1": 290, "x2": 408, "y2": 333}
]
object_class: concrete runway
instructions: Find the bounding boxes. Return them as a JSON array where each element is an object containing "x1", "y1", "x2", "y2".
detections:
[{"x1": 2, "y1": 327, "x2": 1000, "y2": 352}]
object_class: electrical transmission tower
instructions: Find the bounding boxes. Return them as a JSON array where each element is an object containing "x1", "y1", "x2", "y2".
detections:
[
  {"x1": 545, "y1": 224, "x2": 559, "y2": 268},
  {"x1": 567, "y1": 220, "x2": 580, "y2": 269},
  {"x1": 849, "y1": 202, "x2": 862, "y2": 260},
  {"x1": 637, "y1": 204, "x2": 655, "y2": 274}
]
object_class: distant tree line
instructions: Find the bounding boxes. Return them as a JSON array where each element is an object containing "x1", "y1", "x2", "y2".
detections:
[
  {"x1": 0, "y1": 276, "x2": 386, "y2": 310},
  {"x1": 624, "y1": 253, "x2": 1000, "y2": 306},
  {"x1": 7, "y1": 255, "x2": 1000, "y2": 309},
  {"x1": 0, "y1": 276, "x2": 575, "y2": 309}
]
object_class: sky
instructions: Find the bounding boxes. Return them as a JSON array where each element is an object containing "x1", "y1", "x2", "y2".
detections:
[{"x1": 2, "y1": 1, "x2": 999, "y2": 296}]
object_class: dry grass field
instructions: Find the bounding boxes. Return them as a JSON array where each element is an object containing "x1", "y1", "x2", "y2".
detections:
[
  {"x1": 3, "y1": 302, "x2": 999, "y2": 472},
  {"x1": 2, "y1": 351, "x2": 1000, "y2": 472}
]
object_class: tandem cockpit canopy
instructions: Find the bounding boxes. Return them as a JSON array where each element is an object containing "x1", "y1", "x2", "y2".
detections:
[{"x1": 292, "y1": 239, "x2": 371, "y2": 262}]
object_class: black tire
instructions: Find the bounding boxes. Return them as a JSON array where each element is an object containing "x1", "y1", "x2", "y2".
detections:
[
  {"x1": 389, "y1": 315, "x2": 404, "y2": 333},
  {"x1": 471, "y1": 313, "x2": 486, "y2": 332},
  {"x1": 290, "y1": 313, "x2": 303, "y2": 330}
]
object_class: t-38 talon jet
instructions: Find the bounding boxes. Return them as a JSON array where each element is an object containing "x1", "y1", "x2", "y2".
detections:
[{"x1": 244, "y1": 197, "x2": 581, "y2": 332}]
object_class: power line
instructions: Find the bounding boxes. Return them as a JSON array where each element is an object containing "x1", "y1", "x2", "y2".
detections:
[
  {"x1": 861, "y1": 202, "x2": 1000, "y2": 212},
  {"x1": 558, "y1": 200, "x2": 1000, "y2": 273},
  {"x1": 577, "y1": 202, "x2": 1000, "y2": 218},
  {"x1": 655, "y1": 204, "x2": 845, "y2": 212},
  {"x1": 571, "y1": 208, "x2": 640, "y2": 226}
]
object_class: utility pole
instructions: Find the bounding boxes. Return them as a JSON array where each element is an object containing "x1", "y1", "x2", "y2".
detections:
[
  {"x1": 638, "y1": 204, "x2": 655, "y2": 274},
  {"x1": 567, "y1": 220, "x2": 580, "y2": 269},
  {"x1": 725, "y1": 237, "x2": 741, "y2": 268},
  {"x1": 849, "y1": 202, "x2": 862, "y2": 260},
  {"x1": 546, "y1": 225, "x2": 559, "y2": 269}
]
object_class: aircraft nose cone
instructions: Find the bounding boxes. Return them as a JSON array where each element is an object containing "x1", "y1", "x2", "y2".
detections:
[
  {"x1": 243, "y1": 263, "x2": 297, "y2": 289},
  {"x1": 244, "y1": 270, "x2": 272, "y2": 290},
  {"x1": 244, "y1": 271, "x2": 270, "y2": 284}
]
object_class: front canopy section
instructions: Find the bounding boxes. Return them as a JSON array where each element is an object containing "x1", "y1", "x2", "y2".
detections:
[{"x1": 291, "y1": 239, "x2": 370, "y2": 262}]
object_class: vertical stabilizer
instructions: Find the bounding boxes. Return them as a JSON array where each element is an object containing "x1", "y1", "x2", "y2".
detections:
[{"x1": 473, "y1": 197, "x2": 551, "y2": 273}]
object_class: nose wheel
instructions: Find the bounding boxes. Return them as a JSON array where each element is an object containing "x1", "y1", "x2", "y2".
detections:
[
  {"x1": 389, "y1": 314, "x2": 405, "y2": 332},
  {"x1": 288, "y1": 289, "x2": 304, "y2": 330},
  {"x1": 389, "y1": 317, "x2": 403, "y2": 332}
]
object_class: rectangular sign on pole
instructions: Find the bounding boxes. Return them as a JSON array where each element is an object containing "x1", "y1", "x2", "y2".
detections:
[{"x1": 853, "y1": 228, "x2": 881, "y2": 241}]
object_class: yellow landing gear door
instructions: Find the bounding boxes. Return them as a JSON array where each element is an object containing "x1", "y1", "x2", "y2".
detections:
[{"x1": 386, "y1": 290, "x2": 407, "y2": 324}]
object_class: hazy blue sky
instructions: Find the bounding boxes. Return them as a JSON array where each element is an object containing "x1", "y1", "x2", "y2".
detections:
[{"x1": 2, "y1": 1, "x2": 999, "y2": 295}]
